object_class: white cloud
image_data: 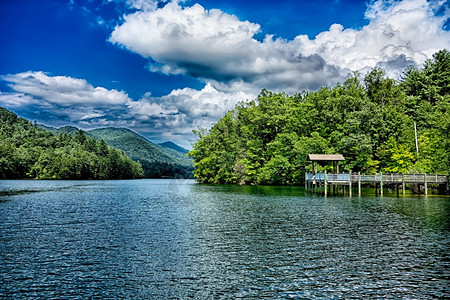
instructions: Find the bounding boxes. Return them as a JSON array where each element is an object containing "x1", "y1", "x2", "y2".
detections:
[
  {"x1": 109, "y1": 1, "x2": 342, "y2": 92},
  {"x1": 126, "y1": 81, "x2": 251, "y2": 147},
  {"x1": 0, "y1": 72, "x2": 135, "y2": 129},
  {"x1": 1, "y1": 71, "x2": 131, "y2": 106},
  {"x1": 110, "y1": 2, "x2": 262, "y2": 76},
  {"x1": 128, "y1": 82, "x2": 253, "y2": 132},
  {"x1": 81, "y1": 112, "x2": 105, "y2": 120},
  {"x1": 296, "y1": 0, "x2": 450, "y2": 79},
  {"x1": 160, "y1": 82, "x2": 246, "y2": 119},
  {"x1": 110, "y1": 0, "x2": 449, "y2": 92},
  {"x1": 0, "y1": 91, "x2": 47, "y2": 108},
  {"x1": 125, "y1": 0, "x2": 159, "y2": 11}
]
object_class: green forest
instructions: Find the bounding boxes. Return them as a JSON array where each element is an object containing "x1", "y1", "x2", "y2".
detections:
[
  {"x1": 0, "y1": 108, "x2": 143, "y2": 179},
  {"x1": 188, "y1": 50, "x2": 450, "y2": 185}
]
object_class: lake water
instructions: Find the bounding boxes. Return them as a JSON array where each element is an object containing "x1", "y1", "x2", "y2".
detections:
[{"x1": 0, "y1": 179, "x2": 448, "y2": 299}]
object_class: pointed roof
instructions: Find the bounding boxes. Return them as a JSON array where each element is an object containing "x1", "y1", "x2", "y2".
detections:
[{"x1": 308, "y1": 154, "x2": 345, "y2": 161}]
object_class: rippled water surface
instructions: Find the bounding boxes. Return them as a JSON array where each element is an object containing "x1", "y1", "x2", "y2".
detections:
[{"x1": 0, "y1": 179, "x2": 449, "y2": 298}]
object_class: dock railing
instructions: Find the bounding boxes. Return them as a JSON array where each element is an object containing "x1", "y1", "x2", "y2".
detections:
[
  {"x1": 307, "y1": 173, "x2": 447, "y2": 183},
  {"x1": 305, "y1": 172, "x2": 449, "y2": 195}
]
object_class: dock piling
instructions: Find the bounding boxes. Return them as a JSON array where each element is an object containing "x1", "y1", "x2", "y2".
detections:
[
  {"x1": 380, "y1": 173, "x2": 383, "y2": 196},
  {"x1": 402, "y1": 173, "x2": 405, "y2": 196},
  {"x1": 349, "y1": 171, "x2": 352, "y2": 197},
  {"x1": 358, "y1": 172, "x2": 361, "y2": 196}
]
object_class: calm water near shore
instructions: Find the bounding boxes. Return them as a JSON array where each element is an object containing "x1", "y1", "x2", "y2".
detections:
[{"x1": 0, "y1": 179, "x2": 448, "y2": 298}]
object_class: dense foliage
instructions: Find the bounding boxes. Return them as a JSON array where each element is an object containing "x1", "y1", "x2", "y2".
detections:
[
  {"x1": 189, "y1": 50, "x2": 450, "y2": 185},
  {"x1": 0, "y1": 109, "x2": 143, "y2": 179},
  {"x1": 89, "y1": 128, "x2": 194, "y2": 179}
]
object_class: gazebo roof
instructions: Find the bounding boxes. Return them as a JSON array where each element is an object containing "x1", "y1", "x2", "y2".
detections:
[{"x1": 308, "y1": 154, "x2": 345, "y2": 161}]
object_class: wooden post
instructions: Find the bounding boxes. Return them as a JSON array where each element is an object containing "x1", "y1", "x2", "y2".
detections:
[
  {"x1": 380, "y1": 172, "x2": 383, "y2": 196},
  {"x1": 402, "y1": 173, "x2": 405, "y2": 196},
  {"x1": 312, "y1": 163, "x2": 316, "y2": 193},
  {"x1": 324, "y1": 170, "x2": 327, "y2": 197},
  {"x1": 358, "y1": 172, "x2": 361, "y2": 196},
  {"x1": 424, "y1": 173, "x2": 428, "y2": 195},
  {"x1": 349, "y1": 171, "x2": 352, "y2": 197}
]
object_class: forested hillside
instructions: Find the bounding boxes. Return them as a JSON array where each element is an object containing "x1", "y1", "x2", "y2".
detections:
[
  {"x1": 39, "y1": 125, "x2": 80, "y2": 135},
  {"x1": 0, "y1": 108, "x2": 143, "y2": 179},
  {"x1": 89, "y1": 128, "x2": 193, "y2": 178},
  {"x1": 159, "y1": 141, "x2": 189, "y2": 154},
  {"x1": 189, "y1": 50, "x2": 450, "y2": 185}
]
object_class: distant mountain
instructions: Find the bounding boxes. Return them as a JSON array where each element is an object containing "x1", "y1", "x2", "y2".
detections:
[
  {"x1": 0, "y1": 107, "x2": 143, "y2": 180},
  {"x1": 35, "y1": 125, "x2": 194, "y2": 178},
  {"x1": 159, "y1": 141, "x2": 189, "y2": 154},
  {"x1": 88, "y1": 128, "x2": 193, "y2": 178}
]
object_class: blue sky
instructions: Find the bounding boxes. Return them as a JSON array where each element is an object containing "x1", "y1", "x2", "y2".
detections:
[{"x1": 0, "y1": 0, "x2": 449, "y2": 148}]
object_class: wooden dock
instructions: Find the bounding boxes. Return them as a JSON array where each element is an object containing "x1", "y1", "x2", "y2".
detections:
[{"x1": 305, "y1": 172, "x2": 449, "y2": 196}]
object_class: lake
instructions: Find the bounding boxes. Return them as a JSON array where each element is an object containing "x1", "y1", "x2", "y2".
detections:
[{"x1": 0, "y1": 179, "x2": 448, "y2": 299}]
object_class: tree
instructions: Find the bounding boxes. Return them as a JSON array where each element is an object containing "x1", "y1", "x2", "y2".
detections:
[
  {"x1": 188, "y1": 50, "x2": 450, "y2": 184},
  {"x1": 0, "y1": 107, "x2": 143, "y2": 179},
  {"x1": 381, "y1": 137, "x2": 415, "y2": 173}
]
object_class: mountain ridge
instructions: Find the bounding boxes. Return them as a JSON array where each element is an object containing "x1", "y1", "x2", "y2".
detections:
[
  {"x1": 41, "y1": 125, "x2": 193, "y2": 178},
  {"x1": 159, "y1": 141, "x2": 189, "y2": 154}
]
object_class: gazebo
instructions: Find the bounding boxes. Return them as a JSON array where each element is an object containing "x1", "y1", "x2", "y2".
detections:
[
  {"x1": 307, "y1": 154, "x2": 345, "y2": 174},
  {"x1": 306, "y1": 154, "x2": 347, "y2": 196}
]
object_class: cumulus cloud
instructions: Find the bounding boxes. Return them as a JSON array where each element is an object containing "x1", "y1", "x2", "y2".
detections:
[
  {"x1": 295, "y1": 0, "x2": 450, "y2": 79},
  {"x1": 110, "y1": 1, "x2": 343, "y2": 92},
  {"x1": 0, "y1": 71, "x2": 134, "y2": 128},
  {"x1": 124, "y1": 82, "x2": 254, "y2": 146},
  {"x1": 110, "y1": 2, "x2": 261, "y2": 73},
  {"x1": 128, "y1": 82, "x2": 252, "y2": 132},
  {"x1": 110, "y1": 0, "x2": 449, "y2": 91},
  {"x1": 1, "y1": 71, "x2": 131, "y2": 106},
  {"x1": 125, "y1": 0, "x2": 159, "y2": 11},
  {"x1": 0, "y1": 91, "x2": 47, "y2": 108}
]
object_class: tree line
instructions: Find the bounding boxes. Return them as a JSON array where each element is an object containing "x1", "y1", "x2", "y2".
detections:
[
  {"x1": 0, "y1": 108, "x2": 143, "y2": 179},
  {"x1": 188, "y1": 50, "x2": 449, "y2": 185}
]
